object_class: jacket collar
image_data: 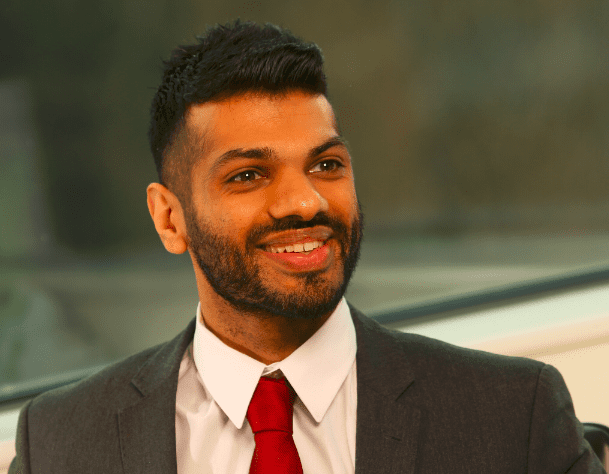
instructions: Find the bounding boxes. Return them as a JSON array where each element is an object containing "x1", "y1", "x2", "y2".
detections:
[
  {"x1": 118, "y1": 318, "x2": 195, "y2": 474},
  {"x1": 129, "y1": 318, "x2": 196, "y2": 398},
  {"x1": 351, "y1": 304, "x2": 420, "y2": 474}
]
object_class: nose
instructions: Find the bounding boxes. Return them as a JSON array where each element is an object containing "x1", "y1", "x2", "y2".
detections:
[{"x1": 268, "y1": 169, "x2": 329, "y2": 221}]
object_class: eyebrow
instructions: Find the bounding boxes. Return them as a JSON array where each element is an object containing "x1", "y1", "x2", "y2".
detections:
[{"x1": 207, "y1": 136, "x2": 349, "y2": 178}]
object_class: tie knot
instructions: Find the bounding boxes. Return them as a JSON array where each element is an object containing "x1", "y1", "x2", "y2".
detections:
[{"x1": 247, "y1": 376, "x2": 294, "y2": 434}]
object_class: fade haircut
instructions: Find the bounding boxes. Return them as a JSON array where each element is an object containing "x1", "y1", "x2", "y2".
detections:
[{"x1": 148, "y1": 20, "x2": 328, "y2": 204}]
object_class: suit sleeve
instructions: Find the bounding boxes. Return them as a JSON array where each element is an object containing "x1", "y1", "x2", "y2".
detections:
[
  {"x1": 8, "y1": 400, "x2": 32, "y2": 474},
  {"x1": 527, "y1": 364, "x2": 605, "y2": 474}
]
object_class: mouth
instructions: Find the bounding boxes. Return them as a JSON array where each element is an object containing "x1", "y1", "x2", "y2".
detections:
[
  {"x1": 255, "y1": 226, "x2": 336, "y2": 272},
  {"x1": 258, "y1": 239, "x2": 333, "y2": 272},
  {"x1": 264, "y1": 239, "x2": 326, "y2": 255}
]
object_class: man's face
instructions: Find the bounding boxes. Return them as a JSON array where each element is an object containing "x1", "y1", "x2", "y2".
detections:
[{"x1": 181, "y1": 91, "x2": 362, "y2": 320}]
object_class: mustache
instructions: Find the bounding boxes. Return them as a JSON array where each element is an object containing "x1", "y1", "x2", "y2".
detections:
[{"x1": 247, "y1": 212, "x2": 349, "y2": 245}]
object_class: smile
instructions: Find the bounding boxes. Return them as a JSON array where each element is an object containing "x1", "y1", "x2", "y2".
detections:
[
  {"x1": 266, "y1": 240, "x2": 325, "y2": 254},
  {"x1": 261, "y1": 240, "x2": 332, "y2": 272}
]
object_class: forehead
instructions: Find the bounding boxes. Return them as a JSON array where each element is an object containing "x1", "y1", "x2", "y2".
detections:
[{"x1": 183, "y1": 91, "x2": 339, "y2": 166}]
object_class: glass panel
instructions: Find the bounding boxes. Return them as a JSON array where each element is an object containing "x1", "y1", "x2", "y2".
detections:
[{"x1": 2, "y1": 0, "x2": 608, "y2": 392}]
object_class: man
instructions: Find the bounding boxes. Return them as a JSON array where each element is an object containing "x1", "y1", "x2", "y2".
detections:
[{"x1": 10, "y1": 20, "x2": 604, "y2": 473}]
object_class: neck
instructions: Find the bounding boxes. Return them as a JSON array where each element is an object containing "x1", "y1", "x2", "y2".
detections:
[{"x1": 195, "y1": 276, "x2": 333, "y2": 365}]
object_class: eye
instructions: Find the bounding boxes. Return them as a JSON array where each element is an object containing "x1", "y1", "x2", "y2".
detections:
[
  {"x1": 229, "y1": 169, "x2": 263, "y2": 183},
  {"x1": 310, "y1": 159, "x2": 343, "y2": 174}
]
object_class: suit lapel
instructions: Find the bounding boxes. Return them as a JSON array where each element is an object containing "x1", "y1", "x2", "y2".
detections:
[
  {"x1": 351, "y1": 306, "x2": 421, "y2": 474},
  {"x1": 118, "y1": 319, "x2": 196, "y2": 474},
  {"x1": 114, "y1": 307, "x2": 418, "y2": 473}
]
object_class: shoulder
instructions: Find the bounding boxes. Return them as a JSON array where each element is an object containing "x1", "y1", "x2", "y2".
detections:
[
  {"x1": 29, "y1": 344, "x2": 160, "y2": 417},
  {"x1": 399, "y1": 327, "x2": 543, "y2": 377},
  {"x1": 26, "y1": 318, "x2": 195, "y2": 426},
  {"x1": 348, "y1": 311, "x2": 597, "y2": 470},
  {"x1": 350, "y1": 304, "x2": 547, "y2": 403},
  {"x1": 10, "y1": 319, "x2": 194, "y2": 471},
  {"x1": 351, "y1": 304, "x2": 543, "y2": 372},
  {"x1": 349, "y1": 306, "x2": 580, "y2": 463}
]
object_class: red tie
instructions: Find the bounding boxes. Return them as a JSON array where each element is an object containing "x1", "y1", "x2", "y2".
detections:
[{"x1": 246, "y1": 376, "x2": 303, "y2": 474}]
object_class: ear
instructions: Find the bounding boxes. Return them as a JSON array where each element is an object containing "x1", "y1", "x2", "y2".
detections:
[{"x1": 146, "y1": 183, "x2": 188, "y2": 254}]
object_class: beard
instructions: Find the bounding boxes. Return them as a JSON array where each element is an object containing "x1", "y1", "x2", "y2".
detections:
[{"x1": 185, "y1": 203, "x2": 363, "y2": 320}]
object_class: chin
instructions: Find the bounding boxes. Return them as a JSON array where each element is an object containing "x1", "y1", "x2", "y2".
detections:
[{"x1": 246, "y1": 277, "x2": 347, "y2": 320}]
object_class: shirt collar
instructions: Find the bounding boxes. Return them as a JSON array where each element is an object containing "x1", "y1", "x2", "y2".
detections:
[{"x1": 193, "y1": 298, "x2": 356, "y2": 428}]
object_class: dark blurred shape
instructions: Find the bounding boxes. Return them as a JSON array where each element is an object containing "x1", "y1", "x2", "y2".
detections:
[
  {"x1": 0, "y1": 80, "x2": 52, "y2": 259},
  {"x1": 584, "y1": 423, "x2": 609, "y2": 471}
]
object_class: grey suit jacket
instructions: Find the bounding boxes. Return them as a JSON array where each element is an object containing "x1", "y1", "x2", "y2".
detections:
[{"x1": 10, "y1": 306, "x2": 605, "y2": 473}]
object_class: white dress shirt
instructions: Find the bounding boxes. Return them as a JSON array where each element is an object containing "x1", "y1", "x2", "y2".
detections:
[{"x1": 175, "y1": 298, "x2": 357, "y2": 474}]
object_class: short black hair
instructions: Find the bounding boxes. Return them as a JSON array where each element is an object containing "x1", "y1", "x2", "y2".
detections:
[{"x1": 148, "y1": 20, "x2": 328, "y2": 198}]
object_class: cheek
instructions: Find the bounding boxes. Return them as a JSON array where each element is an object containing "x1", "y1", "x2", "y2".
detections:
[
  {"x1": 208, "y1": 196, "x2": 266, "y2": 236},
  {"x1": 323, "y1": 182, "x2": 358, "y2": 219}
]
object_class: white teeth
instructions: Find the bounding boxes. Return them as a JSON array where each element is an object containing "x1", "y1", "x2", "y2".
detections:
[{"x1": 268, "y1": 240, "x2": 324, "y2": 253}]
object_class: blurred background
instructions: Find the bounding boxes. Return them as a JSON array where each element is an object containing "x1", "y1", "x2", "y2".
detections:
[{"x1": 1, "y1": 0, "x2": 609, "y2": 394}]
